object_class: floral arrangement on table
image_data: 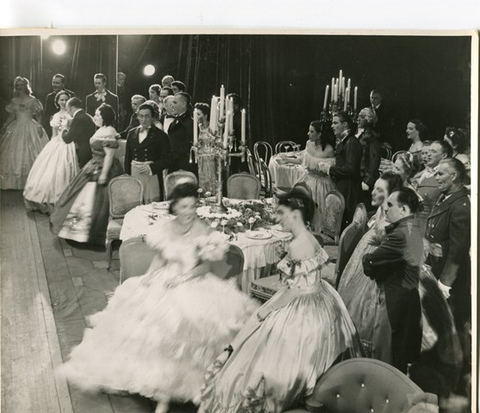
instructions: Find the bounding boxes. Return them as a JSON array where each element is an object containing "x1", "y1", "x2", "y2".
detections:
[{"x1": 197, "y1": 199, "x2": 277, "y2": 234}]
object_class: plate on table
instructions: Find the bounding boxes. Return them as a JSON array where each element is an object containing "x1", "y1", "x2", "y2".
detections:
[{"x1": 245, "y1": 230, "x2": 272, "y2": 240}]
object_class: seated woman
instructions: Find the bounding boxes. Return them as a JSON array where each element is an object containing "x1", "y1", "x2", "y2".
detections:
[
  {"x1": 58, "y1": 182, "x2": 258, "y2": 413},
  {"x1": 278, "y1": 120, "x2": 336, "y2": 232},
  {"x1": 200, "y1": 187, "x2": 363, "y2": 413},
  {"x1": 392, "y1": 151, "x2": 416, "y2": 188}
]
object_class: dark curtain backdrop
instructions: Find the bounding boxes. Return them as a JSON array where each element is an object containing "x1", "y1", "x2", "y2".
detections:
[{"x1": 0, "y1": 34, "x2": 471, "y2": 149}]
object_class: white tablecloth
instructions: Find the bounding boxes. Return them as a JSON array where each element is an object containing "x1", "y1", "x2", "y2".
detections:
[
  {"x1": 120, "y1": 200, "x2": 293, "y2": 293},
  {"x1": 268, "y1": 153, "x2": 306, "y2": 189}
]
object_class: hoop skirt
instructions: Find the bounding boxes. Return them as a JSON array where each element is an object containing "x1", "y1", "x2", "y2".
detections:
[
  {"x1": 49, "y1": 129, "x2": 123, "y2": 245},
  {"x1": 295, "y1": 153, "x2": 336, "y2": 231},
  {"x1": 0, "y1": 97, "x2": 49, "y2": 189},
  {"x1": 23, "y1": 112, "x2": 79, "y2": 213},
  {"x1": 58, "y1": 224, "x2": 258, "y2": 403},
  {"x1": 200, "y1": 249, "x2": 363, "y2": 413}
]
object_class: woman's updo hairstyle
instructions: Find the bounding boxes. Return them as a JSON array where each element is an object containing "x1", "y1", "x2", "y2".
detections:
[
  {"x1": 277, "y1": 188, "x2": 315, "y2": 227},
  {"x1": 168, "y1": 181, "x2": 199, "y2": 214},
  {"x1": 54, "y1": 90, "x2": 71, "y2": 108},
  {"x1": 379, "y1": 170, "x2": 403, "y2": 195}
]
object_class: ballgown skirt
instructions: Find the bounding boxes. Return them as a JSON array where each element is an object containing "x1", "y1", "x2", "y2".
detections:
[
  {"x1": 295, "y1": 171, "x2": 336, "y2": 232},
  {"x1": 200, "y1": 282, "x2": 364, "y2": 413},
  {"x1": 58, "y1": 270, "x2": 259, "y2": 403},
  {"x1": 49, "y1": 158, "x2": 123, "y2": 245},
  {"x1": 23, "y1": 135, "x2": 79, "y2": 213},
  {"x1": 0, "y1": 118, "x2": 49, "y2": 189}
]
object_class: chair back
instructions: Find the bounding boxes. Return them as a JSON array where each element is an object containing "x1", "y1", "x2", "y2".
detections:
[
  {"x1": 119, "y1": 236, "x2": 156, "y2": 283},
  {"x1": 253, "y1": 141, "x2": 273, "y2": 166},
  {"x1": 321, "y1": 190, "x2": 345, "y2": 245},
  {"x1": 334, "y1": 219, "x2": 366, "y2": 288},
  {"x1": 246, "y1": 148, "x2": 258, "y2": 177},
  {"x1": 227, "y1": 173, "x2": 261, "y2": 199},
  {"x1": 292, "y1": 181, "x2": 313, "y2": 200},
  {"x1": 381, "y1": 142, "x2": 393, "y2": 160},
  {"x1": 258, "y1": 159, "x2": 273, "y2": 198},
  {"x1": 352, "y1": 202, "x2": 368, "y2": 231},
  {"x1": 108, "y1": 174, "x2": 144, "y2": 219},
  {"x1": 210, "y1": 244, "x2": 245, "y2": 288},
  {"x1": 114, "y1": 138, "x2": 127, "y2": 167},
  {"x1": 164, "y1": 170, "x2": 198, "y2": 200},
  {"x1": 392, "y1": 150, "x2": 407, "y2": 163},
  {"x1": 275, "y1": 140, "x2": 298, "y2": 154},
  {"x1": 303, "y1": 358, "x2": 438, "y2": 413}
]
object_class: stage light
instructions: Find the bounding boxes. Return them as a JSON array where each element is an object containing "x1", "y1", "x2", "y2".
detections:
[
  {"x1": 143, "y1": 64, "x2": 155, "y2": 76},
  {"x1": 52, "y1": 39, "x2": 66, "y2": 55}
]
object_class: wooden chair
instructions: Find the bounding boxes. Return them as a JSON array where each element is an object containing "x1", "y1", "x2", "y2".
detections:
[
  {"x1": 106, "y1": 175, "x2": 144, "y2": 270},
  {"x1": 381, "y1": 142, "x2": 393, "y2": 161},
  {"x1": 227, "y1": 173, "x2": 261, "y2": 199},
  {"x1": 285, "y1": 358, "x2": 438, "y2": 413},
  {"x1": 392, "y1": 150, "x2": 407, "y2": 163},
  {"x1": 275, "y1": 140, "x2": 297, "y2": 154},
  {"x1": 319, "y1": 190, "x2": 345, "y2": 246},
  {"x1": 163, "y1": 170, "x2": 198, "y2": 200},
  {"x1": 246, "y1": 148, "x2": 259, "y2": 177},
  {"x1": 257, "y1": 158, "x2": 273, "y2": 198},
  {"x1": 253, "y1": 141, "x2": 273, "y2": 167}
]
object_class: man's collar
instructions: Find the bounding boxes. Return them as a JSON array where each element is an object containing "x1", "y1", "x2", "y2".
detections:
[
  {"x1": 385, "y1": 215, "x2": 414, "y2": 233},
  {"x1": 72, "y1": 108, "x2": 82, "y2": 118}
]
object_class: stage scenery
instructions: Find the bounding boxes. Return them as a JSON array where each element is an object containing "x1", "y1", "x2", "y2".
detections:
[{"x1": 0, "y1": 33, "x2": 475, "y2": 413}]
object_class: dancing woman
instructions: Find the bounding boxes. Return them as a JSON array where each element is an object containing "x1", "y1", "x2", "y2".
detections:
[{"x1": 58, "y1": 182, "x2": 258, "y2": 412}]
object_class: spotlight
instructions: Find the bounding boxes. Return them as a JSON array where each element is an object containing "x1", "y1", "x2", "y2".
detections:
[
  {"x1": 143, "y1": 64, "x2": 155, "y2": 76},
  {"x1": 52, "y1": 39, "x2": 66, "y2": 55}
]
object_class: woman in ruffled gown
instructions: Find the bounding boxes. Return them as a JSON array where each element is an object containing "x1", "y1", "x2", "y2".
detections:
[
  {"x1": 0, "y1": 76, "x2": 49, "y2": 189},
  {"x1": 196, "y1": 103, "x2": 217, "y2": 194},
  {"x1": 50, "y1": 103, "x2": 123, "y2": 245},
  {"x1": 23, "y1": 90, "x2": 79, "y2": 213},
  {"x1": 58, "y1": 182, "x2": 258, "y2": 413},
  {"x1": 337, "y1": 171, "x2": 462, "y2": 399},
  {"x1": 200, "y1": 187, "x2": 363, "y2": 413},
  {"x1": 280, "y1": 121, "x2": 336, "y2": 231}
]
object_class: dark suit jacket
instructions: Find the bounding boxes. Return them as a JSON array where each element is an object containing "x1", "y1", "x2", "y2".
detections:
[
  {"x1": 167, "y1": 112, "x2": 196, "y2": 174},
  {"x1": 358, "y1": 128, "x2": 382, "y2": 189},
  {"x1": 43, "y1": 88, "x2": 76, "y2": 137},
  {"x1": 85, "y1": 89, "x2": 119, "y2": 120},
  {"x1": 329, "y1": 133, "x2": 362, "y2": 227},
  {"x1": 62, "y1": 109, "x2": 95, "y2": 168},
  {"x1": 372, "y1": 104, "x2": 393, "y2": 146},
  {"x1": 425, "y1": 187, "x2": 470, "y2": 324},
  {"x1": 363, "y1": 216, "x2": 423, "y2": 370},
  {"x1": 125, "y1": 126, "x2": 171, "y2": 193}
]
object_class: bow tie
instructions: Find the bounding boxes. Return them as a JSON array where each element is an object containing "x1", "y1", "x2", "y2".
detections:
[{"x1": 94, "y1": 91, "x2": 107, "y2": 102}]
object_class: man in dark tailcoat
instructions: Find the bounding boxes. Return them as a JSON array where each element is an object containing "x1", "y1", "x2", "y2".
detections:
[
  {"x1": 363, "y1": 187, "x2": 423, "y2": 374},
  {"x1": 85, "y1": 73, "x2": 119, "y2": 125},
  {"x1": 43, "y1": 74, "x2": 76, "y2": 138},
  {"x1": 370, "y1": 89, "x2": 395, "y2": 150},
  {"x1": 318, "y1": 111, "x2": 362, "y2": 229},
  {"x1": 124, "y1": 102, "x2": 171, "y2": 202},
  {"x1": 167, "y1": 92, "x2": 196, "y2": 175},
  {"x1": 63, "y1": 97, "x2": 95, "y2": 168}
]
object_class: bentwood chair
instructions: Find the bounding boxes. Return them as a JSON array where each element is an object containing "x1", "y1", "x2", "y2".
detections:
[
  {"x1": 381, "y1": 142, "x2": 393, "y2": 161},
  {"x1": 227, "y1": 173, "x2": 261, "y2": 199},
  {"x1": 275, "y1": 140, "x2": 298, "y2": 154},
  {"x1": 106, "y1": 175, "x2": 144, "y2": 270},
  {"x1": 163, "y1": 170, "x2": 198, "y2": 200},
  {"x1": 253, "y1": 141, "x2": 273, "y2": 167},
  {"x1": 285, "y1": 359, "x2": 439, "y2": 413},
  {"x1": 392, "y1": 150, "x2": 407, "y2": 163},
  {"x1": 258, "y1": 159, "x2": 273, "y2": 198}
]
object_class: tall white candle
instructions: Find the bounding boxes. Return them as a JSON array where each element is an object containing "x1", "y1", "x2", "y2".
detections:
[
  {"x1": 241, "y1": 109, "x2": 246, "y2": 146},
  {"x1": 209, "y1": 95, "x2": 216, "y2": 132},
  {"x1": 219, "y1": 85, "x2": 225, "y2": 119},
  {"x1": 342, "y1": 77, "x2": 346, "y2": 97},
  {"x1": 343, "y1": 91, "x2": 347, "y2": 111},
  {"x1": 323, "y1": 85, "x2": 329, "y2": 110},
  {"x1": 228, "y1": 98, "x2": 234, "y2": 134},
  {"x1": 339, "y1": 70, "x2": 343, "y2": 86},
  {"x1": 354, "y1": 87, "x2": 358, "y2": 110},
  {"x1": 193, "y1": 108, "x2": 198, "y2": 145},
  {"x1": 331, "y1": 77, "x2": 335, "y2": 100},
  {"x1": 334, "y1": 84, "x2": 338, "y2": 102},
  {"x1": 224, "y1": 110, "x2": 230, "y2": 148},
  {"x1": 347, "y1": 78, "x2": 351, "y2": 89}
]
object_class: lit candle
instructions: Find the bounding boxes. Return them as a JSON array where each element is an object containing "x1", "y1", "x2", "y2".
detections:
[
  {"x1": 339, "y1": 70, "x2": 343, "y2": 87},
  {"x1": 224, "y1": 110, "x2": 230, "y2": 148},
  {"x1": 323, "y1": 85, "x2": 329, "y2": 110},
  {"x1": 331, "y1": 77, "x2": 335, "y2": 100},
  {"x1": 193, "y1": 108, "x2": 198, "y2": 145},
  {"x1": 241, "y1": 109, "x2": 246, "y2": 146},
  {"x1": 354, "y1": 86, "x2": 358, "y2": 110},
  {"x1": 219, "y1": 85, "x2": 225, "y2": 119},
  {"x1": 228, "y1": 98, "x2": 234, "y2": 134},
  {"x1": 347, "y1": 78, "x2": 351, "y2": 89},
  {"x1": 343, "y1": 91, "x2": 347, "y2": 111},
  {"x1": 342, "y1": 77, "x2": 345, "y2": 97},
  {"x1": 209, "y1": 95, "x2": 216, "y2": 132},
  {"x1": 334, "y1": 84, "x2": 338, "y2": 102}
]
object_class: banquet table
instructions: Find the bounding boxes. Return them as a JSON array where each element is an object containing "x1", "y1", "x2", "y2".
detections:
[
  {"x1": 268, "y1": 152, "x2": 306, "y2": 189},
  {"x1": 120, "y1": 199, "x2": 293, "y2": 294}
]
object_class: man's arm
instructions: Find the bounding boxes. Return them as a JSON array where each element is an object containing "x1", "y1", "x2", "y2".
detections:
[
  {"x1": 124, "y1": 131, "x2": 133, "y2": 175},
  {"x1": 149, "y1": 132, "x2": 171, "y2": 175},
  {"x1": 364, "y1": 137, "x2": 382, "y2": 189},
  {"x1": 362, "y1": 228, "x2": 406, "y2": 280},
  {"x1": 440, "y1": 202, "x2": 470, "y2": 287},
  {"x1": 62, "y1": 117, "x2": 81, "y2": 144}
]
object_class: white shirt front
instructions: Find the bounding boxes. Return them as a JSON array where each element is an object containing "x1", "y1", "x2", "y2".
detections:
[{"x1": 138, "y1": 127, "x2": 149, "y2": 144}]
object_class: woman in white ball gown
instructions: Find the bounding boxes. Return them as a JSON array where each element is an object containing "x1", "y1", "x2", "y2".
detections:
[
  {"x1": 200, "y1": 187, "x2": 363, "y2": 413},
  {"x1": 58, "y1": 182, "x2": 258, "y2": 413},
  {"x1": 23, "y1": 90, "x2": 79, "y2": 213}
]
